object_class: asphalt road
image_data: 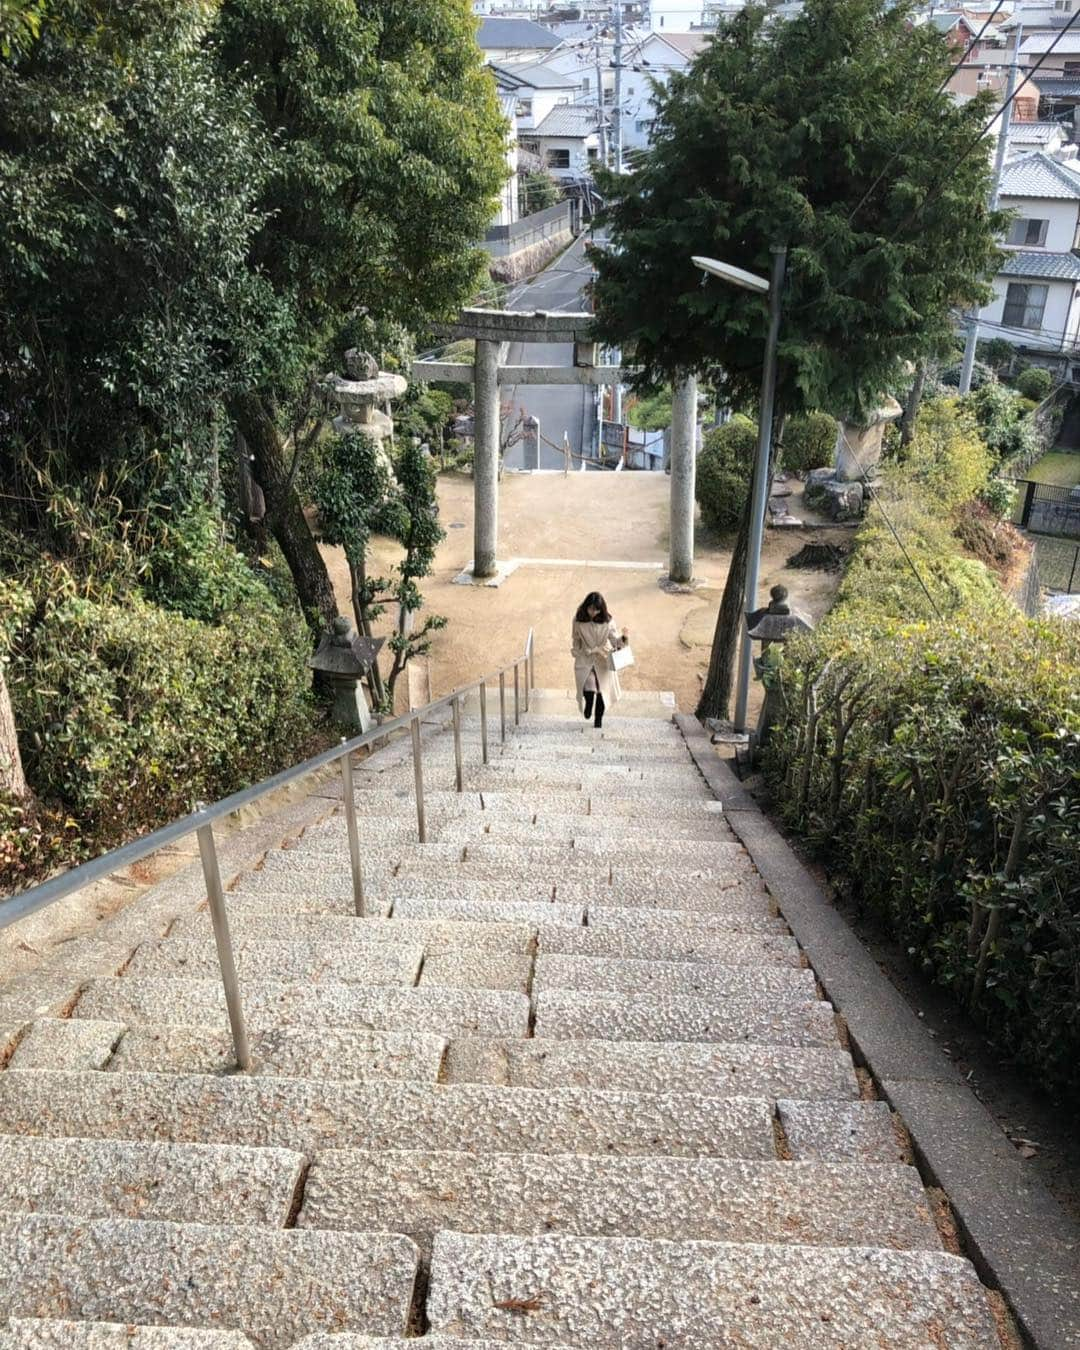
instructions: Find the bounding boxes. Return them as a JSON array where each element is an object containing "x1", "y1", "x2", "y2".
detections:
[{"x1": 500, "y1": 231, "x2": 599, "y2": 471}]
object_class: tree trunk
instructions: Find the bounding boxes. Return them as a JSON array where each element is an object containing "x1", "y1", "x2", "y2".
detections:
[
  {"x1": 228, "y1": 392, "x2": 337, "y2": 635},
  {"x1": 900, "y1": 361, "x2": 927, "y2": 448},
  {"x1": 0, "y1": 666, "x2": 28, "y2": 800}
]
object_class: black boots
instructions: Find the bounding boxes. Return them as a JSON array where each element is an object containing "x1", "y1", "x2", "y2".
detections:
[
  {"x1": 583, "y1": 691, "x2": 595, "y2": 722},
  {"x1": 583, "y1": 689, "x2": 605, "y2": 728}
]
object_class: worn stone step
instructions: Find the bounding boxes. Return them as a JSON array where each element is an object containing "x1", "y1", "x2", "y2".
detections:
[
  {"x1": 472, "y1": 791, "x2": 727, "y2": 820},
  {"x1": 103, "y1": 1022, "x2": 446, "y2": 1082},
  {"x1": 5, "y1": 1322, "x2": 255, "y2": 1348},
  {"x1": 299, "y1": 1151, "x2": 940, "y2": 1254},
  {"x1": 533, "y1": 954, "x2": 817, "y2": 1002},
  {"x1": 0, "y1": 1071, "x2": 774, "y2": 1159},
  {"x1": 290, "y1": 1338, "x2": 578, "y2": 1350},
  {"x1": 0, "y1": 1215, "x2": 416, "y2": 1349},
  {"x1": 465, "y1": 840, "x2": 748, "y2": 868},
  {"x1": 6, "y1": 1018, "x2": 125, "y2": 1071},
  {"x1": 126, "y1": 938, "x2": 423, "y2": 987},
  {"x1": 396, "y1": 861, "x2": 754, "y2": 890},
  {"x1": 434, "y1": 817, "x2": 738, "y2": 846},
  {"x1": 463, "y1": 774, "x2": 708, "y2": 798},
  {"x1": 418, "y1": 951, "x2": 533, "y2": 994},
  {"x1": 0, "y1": 1136, "x2": 303, "y2": 1226},
  {"x1": 443, "y1": 1037, "x2": 859, "y2": 1100},
  {"x1": 586, "y1": 904, "x2": 783, "y2": 934},
  {"x1": 535, "y1": 990, "x2": 839, "y2": 1047},
  {"x1": 222, "y1": 883, "x2": 391, "y2": 917},
  {"x1": 565, "y1": 877, "x2": 772, "y2": 915},
  {"x1": 778, "y1": 1100, "x2": 904, "y2": 1164},
  {"x1": 390, "y1": 897, "x2": 584, "y2": 928},
  {"x1": 75, "y1": 977, "x2": 529, "y2": 1038},
  {"x1": 536, "y1": 922, "x2": 799, "y2": 966},
  {"x1": 499, "y1": 744, "x2": 689, "y2": 763},
  {"x1": 167, "y1": 913, "x2": 534, "y2": 954},
  {"x1": 424, "y1": 1232, "x2": 999, "y2": 1347}
]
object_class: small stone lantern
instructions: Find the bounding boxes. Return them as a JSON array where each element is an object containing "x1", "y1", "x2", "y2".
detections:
[
  {"x1": 309, "y1": 617, "x2": 384, "y2": 734},
  {"x1": 747, "y1": 585, "x2": 814, "y2": 748}
]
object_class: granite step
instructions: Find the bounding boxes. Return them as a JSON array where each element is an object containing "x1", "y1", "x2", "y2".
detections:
[
  {"x1": 298, "y1": 1151, "x2": 940, "y2": 1254},
  {"x1": 585, "y1": 903, "x2": 782, "y2": 933},
  {"x1": 389, "y1": 897, "x2": 584, "y2": 928},
  {"x1": 778, "y1": 1100, "x2": 905, "y2": 1164},
  {"x1": 464, "y1": 840, "x2": 748, "y2": 868},
  {"x1": 166, "y1": 913, "x2": 535, "y2": 954},
  {"x1": 9, "y1": 1017, "x2": 447, "y2": 1082},
  {"x1": 532, "y1": 954, "x2": 817, "y2": 1002},
  {"x1": 221, "y1": 884, "x2": 392, "y2": 918},
  {"x1": 75, "y1": 977, "x2": 529, "y2": 1038},
  {"x1": 535, "y1": 922, "x2": 799, "y2": 966},
  {"x1": 433, "y1": 817, "x2": 739, "y2": 846},
  {"x1": 0, "y1": 1215, "x2": 416, "y2": 1350},
  {"x1": 462, "y1": 775, "x2": 708, "y2": 798},
  {"x1": 443, "y1": 1037, "x2": 859, "y2": 1100},
  {"x1": 5, "y1": 1323, "x2": 255, "y2": 1348},
  {"x1": 424, "y1": 1232, "x2": 999, "y2": 1348},
  {"x1": 418, "y1": 951, "x2": 533, "y2": 994},
  {"x1": 125, "y1": 938, "x2": 424, "y2": 987},
  {"x1": 290, "y1": 1338, "x2": 579, "y2": 1350},
  {"x1": 0, "y1": 1136, "x2": 303, "y2": 1226},
  {"x1": 0, "y1": 1071, "x2": 775, "y2": 1159},
  {"x1": 534, "y1": 990, "x2": 839, "y2": 1047},
  {"x1": 472, "y1": 792, "x2": 725, "y2": 819},
  {"x1": 566, "y1": 878, "x2": 773, "y2": 915},
  {"x1": 395, "y1": 860, "x2": 755, "y2": 889}
]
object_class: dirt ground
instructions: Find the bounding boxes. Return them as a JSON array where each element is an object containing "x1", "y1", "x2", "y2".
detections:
[{"x1": 322, "y1": 471, "x2": 845, "y2": 717}]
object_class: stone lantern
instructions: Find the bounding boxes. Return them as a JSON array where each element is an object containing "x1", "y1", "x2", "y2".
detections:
[
  {"x1": 309, "y1": 617, "x2": 384, "y2": 734},
  {"x1": 746, "y1": 585, "x2": 815, "y2": 749},
  {"x1": 323, "y1": 349, "x2": 408, "y2": 448}
]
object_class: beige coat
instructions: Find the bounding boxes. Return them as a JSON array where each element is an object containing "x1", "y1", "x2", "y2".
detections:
[{"x1": 572, "y1": 618, "x2": 625, "y2": 713}]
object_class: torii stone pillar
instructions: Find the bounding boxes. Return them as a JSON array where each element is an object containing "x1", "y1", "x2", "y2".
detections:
[
  {"x1": 473, "y1": 339, "x2": 501, "y2": 578},
  {"x1": 668, "y1": 374, "x2": 699, "y2": 585}
]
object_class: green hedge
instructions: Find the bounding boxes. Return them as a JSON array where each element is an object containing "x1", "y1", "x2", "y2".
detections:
[
  {"x1": 765, "y1": 487, "x2": 1080, "y2": 1094},
  {"x1": 695, "y1": 416, "x2": 756, "y2": 533},
  {"x1": 6, "y1": 571, "x2": 313, "y2": 857}
]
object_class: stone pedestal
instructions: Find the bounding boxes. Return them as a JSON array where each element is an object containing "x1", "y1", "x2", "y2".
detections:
[{"x1": 834, "y1": 398, "x2": 903, "y2": 483}]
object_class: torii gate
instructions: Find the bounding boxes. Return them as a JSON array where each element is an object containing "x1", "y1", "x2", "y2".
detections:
[{"x1": 414, "y1": 308, "x2": 698, "y2": 587}]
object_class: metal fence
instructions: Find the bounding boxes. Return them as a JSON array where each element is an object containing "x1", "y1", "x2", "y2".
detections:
[
  {"x1": 1011, "y1": 479, "x2": 1080, "y2": 538},
  {"x1": 483, "y1": 202, "x2": 573, "y2": 258},
  {"x1": 1, "y1": 631, "x2": 537, "y2": 1069},
  {"x1": 1033, "y1": 536, "x2": 1080, "y2": 594}
]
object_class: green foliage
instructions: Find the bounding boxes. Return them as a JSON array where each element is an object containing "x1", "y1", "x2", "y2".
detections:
[
  {"x1": 626, "y1": 387, "x2": 674, "y2": 432},
  {"x1": 6, "y1": 575, "x2": 312, "y2": 845},
  {"x1": 695, "y1": 417, "x2": 756, "y2": 534},
  {"x1": 142, "y1": 506, "x2": 276, "y2": 624},
  {"x1": 395, "y1": 387, "x2": 455, "y2": 451},
  {"x1": 980, "y1": 476, "x2": 1018, "y2": 520},
  {"x1": 1016, "y1": 366, "x2": 1053, "y2": 401},
  {"x1": 962, "y1": 381, "x2": 1037, "y2": 463},
  {"x1": 518, "y1": 169, "x2": 561, "y2": 217},
  {"x1": 781, "y1": 412, "x2": 837, "y2": 473},
  {"x1": 977, "y1": 337, "x2": 1016, "y2": 372},
  {"x1": 894, "y1": 399, "x2": 991, "y2": 509},
  {"x1": 592, "y1": 0, "x2": 1003, "y2": 419},
  {"x1": 765, "y1": 484, "x2": 1080, "y2": 1094},
  {"x1": 940, "y1": 360, "x2": 994, "y2": 390},
  {"x1": 0, "y1": 789, "x2": 83, "y2": 895}
]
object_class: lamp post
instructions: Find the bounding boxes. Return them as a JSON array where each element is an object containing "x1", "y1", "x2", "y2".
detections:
[{"x1": 692, "y1": 245, "x2": 787, "y2": 734}]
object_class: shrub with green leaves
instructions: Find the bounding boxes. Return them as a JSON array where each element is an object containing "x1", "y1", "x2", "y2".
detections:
[
  {"x1": 1015, "y1": 366, "x2": 1053, "y2": 401},
  {"x1": 695, "y1": 416, "x2": 756, "y2": 534},
  {"x1": 895, "y1": 399, "x2": 991, "y2": 508},
  {"x1": 940, "y1": 359, "x2": 994, "y2": 390},
  {"x1": 765, "y1": 483, "x2": 1080, "y2": 1094},
  {"x1": 781, "y1": 411, "x2": 837, "y2": 473}
]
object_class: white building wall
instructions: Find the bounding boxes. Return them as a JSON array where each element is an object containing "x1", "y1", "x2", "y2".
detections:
[
  {"x1": 514, "y1": 85, "x2": 571, "y2": 132},
  {"x1": 979, "y1": 275, "x2": 1076, "y2": 350},
  {"x1": 538, "y1": 135, "x2": 599, "y2": 180},
  {"x1": 648, "y1": 0, "x2": 706, "y2": 32},
  {"x1": 1000, "y1": 195, "x2": 1080, "y2": 251}
]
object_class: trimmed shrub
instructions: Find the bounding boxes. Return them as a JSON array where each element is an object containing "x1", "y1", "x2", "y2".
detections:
[
  {"x1": 940, "y1": 359, "x2": 994, "y2": 390},
  {"x1": 896, "y1": 399, "x2": 991, "y2": 509},
  {"x1": 695, "y1": 416, "x2": 756, "y2": 534},
  {"x1": 980, "y1": 476, "x2": 1017, "y2": 520},
  {"x1": 781, "y1": 411, "x2": 837, "y2": 473},
  {"x1": 765, "y1": 484, "x2": 1080, "y2": 1095},
  {"x1": 1015, "y1": 366, "x2": 1053, "y2": 401}
]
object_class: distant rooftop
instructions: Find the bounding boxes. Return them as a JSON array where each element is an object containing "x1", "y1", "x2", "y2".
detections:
[
  {"x1": 999, "y1": 150, "x2": 1080, "y2": 199},
  {"x1": 1020, "y1": 30, "x2": 1080, "y2": 52},
  {"x1": 477, "y1": 17, "x2": 562, "y2": 51},
  {"x1": 532, "y1": 104, "x2": 604, "y2": 138},
  {"x1": 1007, "y1": 120, "x2": 1070, "y2": 143},
  {"x1": 999, "y1": 249, "x2": 1080, "y2": 280}
]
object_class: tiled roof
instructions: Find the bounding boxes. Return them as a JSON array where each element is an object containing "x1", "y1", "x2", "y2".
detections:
[
  {"x1": 477, "y1": 18, "x2": 561, "y2": 51},
  {"x1": 533, "y1": 105, "x2": 603, "y2": 139},
  {"x1": 999, "y1": 250, "x2": 1080, "y2": 280},
  {"x1": 1008, "y1": 121, "x2": 1069, "y2": 141},
  {"x1": 1021, "y1": 31, "x2": 1080, "y2": 53},
  {"x1": 999, "y1": 151, "x2": 1080, "y2": 199},
  {"x1": 928, "y1": 12, "x2": 967, "y2": 31},
  {"x1": 1033, "y1": 75, "x2": 1080, "y2": 97},
  {"x1": 506, "y1": 61, "x2": 578, "y2": 89}
]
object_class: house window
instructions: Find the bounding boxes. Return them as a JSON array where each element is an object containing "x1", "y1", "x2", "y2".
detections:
[
  {"x1": 635, "y1": 119, "x2": 654, "y2": 134},
  {"x1": 1056, "y1": 0, "x2": 1071, "y2": 11},
  {"x1": 587, "y1": 146, "x2": 599, "y2": 160},
  {"x1": 516, "y1": 98, "x2": 533, "y2": 118},
  {"x1": 546, "y1": 148, "x2": 571, "y2": 169},
  {"x1": 1003, "y1": 282, "x2": 1049, "y2": 330},
  {"x1": 582, "y1": 76, "x2": 590, "y2": 92},
  {"x1": 1065, "y1": 59, "x2": 1080, "y2": 75},
  {"x1": 1007, "y1": 217, "x2": 1050, "y2": 246}
]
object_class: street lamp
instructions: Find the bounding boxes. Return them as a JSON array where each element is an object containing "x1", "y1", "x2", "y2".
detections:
[{"x1": 693, "y1": 245, "x2": 788, "y2": 735}]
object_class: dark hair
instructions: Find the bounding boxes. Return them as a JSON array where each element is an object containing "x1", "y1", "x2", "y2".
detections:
[{"x1": 575, "y1": 591, "x2": 611, "y2": 623}]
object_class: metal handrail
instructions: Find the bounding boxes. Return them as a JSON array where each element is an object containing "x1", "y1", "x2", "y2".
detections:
[{"x1": 2, "y1": 630, "x2": 537, "y2": 1069}]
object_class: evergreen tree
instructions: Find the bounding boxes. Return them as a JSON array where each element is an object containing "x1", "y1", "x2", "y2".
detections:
[{"x1": 591, "y1": 0, "x2": 1004, "y2": 718}]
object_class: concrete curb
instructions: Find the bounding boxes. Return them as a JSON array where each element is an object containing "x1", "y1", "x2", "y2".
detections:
[{"x1": 675, "y1": 711, "x2": 1080, "y2": 1350}]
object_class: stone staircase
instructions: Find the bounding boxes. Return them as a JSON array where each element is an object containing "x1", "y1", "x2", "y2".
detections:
[{"x1": 0, "y1": 703, "x2": 1005, "y2": 1348}]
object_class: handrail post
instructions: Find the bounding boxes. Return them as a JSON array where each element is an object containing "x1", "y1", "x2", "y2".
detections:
[
  {"x1": 499, "y1": 672, "x2": 507, "y2": 744},
  {"x1": 452, "y1": 694, "x2": 464, "y2": 793},
  {"x1": 513, "y1": 662, "x2": 521, "y2": 727},
  {"x1": 339, "y1": 740, "x2": 364, "y2": 917},
  {"x1": 410, "y1": 714, "x2": 427, "y2": 843},
  {"x1": 196, "y1": 817, "x2": 251, "y2": 1071},
  {"x1": 479, "y1": 680, "x2": 490, "y2": 765}
]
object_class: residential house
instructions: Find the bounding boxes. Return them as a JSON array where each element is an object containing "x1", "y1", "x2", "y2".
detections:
[
  {"x1": 975, "y1": 151, "x2": 1080, "y2": 375},
  {"x1": 1018, "y1": 29, "x2": 1080, "y2": 76},
  {"x1": 477, "y1": 17, "x2": 562, "y2": 64},
  {"x1": 491, "y1": 61, "x2": 580, "y2": 132},
  {"x1": 490, "y1": 68, "x2": 523, "y2": 228},
  {"x1": 646, "y1": 0, "x2": 710, "y2": 32},
  {"x1": 621, "y1": 31, "x2": 710, "y2": 154},
  {"x1": 1006, "y1": 119, "x2": 1073, "y2": 157},
  {"x1": 523, "y1": 103, "x2": 605, "y2": 181}
]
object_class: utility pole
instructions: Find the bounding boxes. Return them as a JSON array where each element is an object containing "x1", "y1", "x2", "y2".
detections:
[
  {"x1": 959, "y1": 24, "x2": 1022, "y2": 393},
  {"x1": 613, "y1": 0, "x2": 624, "y2": 174}
]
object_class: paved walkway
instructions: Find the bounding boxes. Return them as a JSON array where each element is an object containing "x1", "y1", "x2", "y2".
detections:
[{"x1": 0, "y1": 701, "x2": 1008, "y2": 1347}]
